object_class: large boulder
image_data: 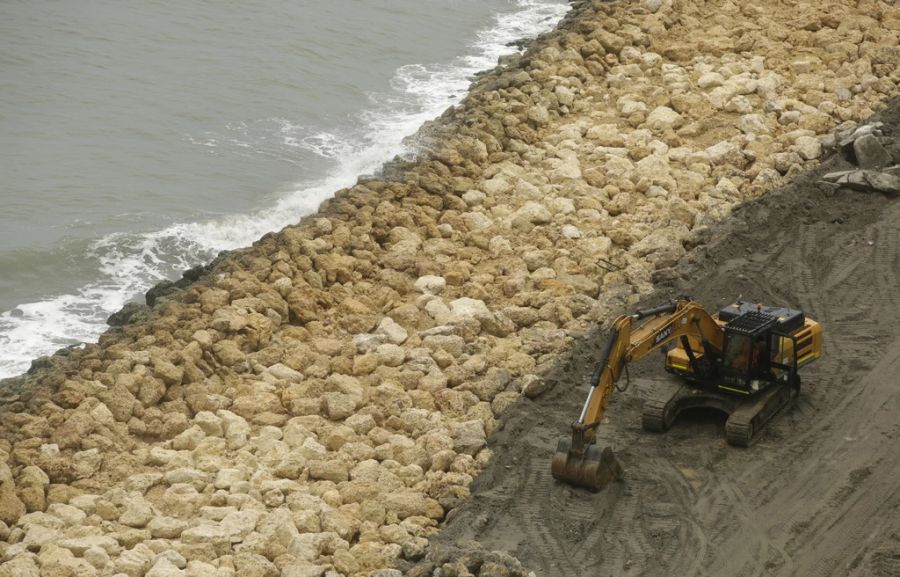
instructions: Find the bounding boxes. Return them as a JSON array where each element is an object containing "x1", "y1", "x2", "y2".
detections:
[
  {"x1": 451, "y1": 420, "x2": 487, "y2": 456},
  {"x1": 16, "y1": 466, "x2": 48, "y2": 513},
  {"x1": 511, "y1": 202, "x2": 552, "y2": 228},
  {"x1": 645, "y1": 106, "x2": 683, "y2": 130},
  {"x1": 376, "y1": 317, "x2": 409, "y2": 345},
  {"x1": 383, "y1": 490, "x2": 443, "y2": 520},
  {"x1": 0, "y1": 462, "x2": 25, "y2": 524},
  {"x1": 853, "y1": 134, "x2": 892, "y2": 168}
]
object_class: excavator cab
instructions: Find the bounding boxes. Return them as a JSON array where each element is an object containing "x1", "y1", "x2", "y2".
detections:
[
  {"x1": 716, "y1": 306, "x2": 808, "y2": 396},
  {"x1": 719, "y1": 313, "x2": 778, "y2": 395}
]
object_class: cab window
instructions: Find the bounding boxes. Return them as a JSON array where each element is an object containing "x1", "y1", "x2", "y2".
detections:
[{"x1": 724, "y1": 335, "x2": 752, "y2": 370}]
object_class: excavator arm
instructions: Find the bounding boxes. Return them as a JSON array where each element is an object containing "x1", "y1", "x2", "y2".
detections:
[{"x1": 551, "y1": 299, "x2": 724, "y2": 490}]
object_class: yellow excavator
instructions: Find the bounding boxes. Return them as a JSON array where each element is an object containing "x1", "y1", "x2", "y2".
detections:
[{"x1": 551, "y1": 298, "x2": 822, "y2": 490}]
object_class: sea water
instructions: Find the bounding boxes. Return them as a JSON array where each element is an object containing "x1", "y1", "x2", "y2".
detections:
[{"x1": 0, "y1": 0, "x2": 569, "y2": 378}]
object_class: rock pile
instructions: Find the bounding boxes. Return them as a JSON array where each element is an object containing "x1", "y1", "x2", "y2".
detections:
[
  {"x1": 1, "y1": 0, "x2": 898, "y2": 576},
  {"x1": 822, "y1": 121, "x2": 899, "y2": 194}
]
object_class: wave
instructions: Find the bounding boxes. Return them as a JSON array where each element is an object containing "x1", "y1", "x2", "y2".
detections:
[{"x1": 0, "y1": 0, "x2": 569, "y2": 379}]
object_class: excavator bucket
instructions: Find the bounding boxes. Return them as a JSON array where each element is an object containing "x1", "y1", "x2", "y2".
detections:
[{"x1": 550, "y1": 437, "x2": 623, "y2": 491}]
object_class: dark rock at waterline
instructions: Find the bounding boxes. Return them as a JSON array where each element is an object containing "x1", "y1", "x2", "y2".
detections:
[
  {"x1": 144, "y1": 252, "x2": 229, "y2": 308},
  {"x1": 505, "y1": 37, "x2": 530, "y2": 50},
  {"x1": 107, "y1": 302, "x2": 150, "y2": 327},
  {"x1": 145, "y1": 279, "x2": 177, "y2": 308},
  {"x1": 27, "y1": 356, "x2": 53, "y2": 374}
]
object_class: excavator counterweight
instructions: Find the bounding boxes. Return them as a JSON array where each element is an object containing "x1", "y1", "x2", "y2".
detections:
[{"x1": 551, "y1": 298, "x2": 822, "y2": 490}]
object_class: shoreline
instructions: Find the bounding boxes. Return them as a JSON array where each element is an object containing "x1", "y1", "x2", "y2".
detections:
[
  {"x1": 1, "y1": 1, "x2": 898, "y2": 576},
  {"x1": 0, "y1": 0, "x2": 588, "y2": 396},
  {"x1": 0, "y1": 0, "x2": 572, "y2": 382}
]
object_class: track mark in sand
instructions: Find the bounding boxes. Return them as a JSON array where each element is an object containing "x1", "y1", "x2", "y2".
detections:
[
  {"x1": 509, "y1": 451, "x2": 606, "y2": 576},
  {"x1": 703, "y1": 473, "x2": 799, "y2": 577},
  {"x1": 474, "y1": 444, "x2": 704, "y2": 577},
  {"x1": 754, "y1": 338, "x2": 900, "y2": 576},
  {"x1": 636, "y1": 462, "x2": 711, "y2": 577},
  {"x1": 462, "y1": 437, "x2": 607, "y2": 577},
  {"x1": 791, "y1": 476, "x2": 900, "y2": 577},
  {"x1": 827, "y1": 467, "x2": 873, "y2": 508},
  {"x1": 761, "y1": 210, "x2": 900, "y2": 446},
  {"x1": 791, "y1": 223, "x2": 828, "y2": 317}
]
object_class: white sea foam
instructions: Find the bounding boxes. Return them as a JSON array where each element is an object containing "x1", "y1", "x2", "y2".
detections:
[{"x1": 0, "y1": 0, "x2": 570, "y2": 379}]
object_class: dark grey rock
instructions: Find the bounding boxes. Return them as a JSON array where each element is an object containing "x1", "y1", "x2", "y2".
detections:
[
  {"x1": 837, "y1": 122, "x2": 884, "y2": 151},
  {"x1": 853, "y1": 134, "x2": 893, "y2": 168},
  {"x1": 822, "y1": 169, "x2": 900, "y2": 195},
  {"x1": 107, "y1": 302, "x2": 150, "y2": 326}
]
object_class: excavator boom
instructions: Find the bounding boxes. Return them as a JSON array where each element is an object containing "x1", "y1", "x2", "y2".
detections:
[{"x1": 551, "y1": 299, "x2": 724, "y2": 490}]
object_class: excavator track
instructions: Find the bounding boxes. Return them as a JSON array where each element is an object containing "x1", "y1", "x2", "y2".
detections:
[
  {"x1": 724, "y1": 416, "x2": 754, "y2": 447},
  {"x1": 641, "y1": 399, "x2": 670, "y2": 433},
  {"x1": 724, "y1": 384, "x2": 798, "y2": 447}
]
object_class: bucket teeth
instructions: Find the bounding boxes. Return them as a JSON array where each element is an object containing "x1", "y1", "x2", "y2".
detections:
[{"x1": 550, "y1": 438, "x2": 624, "y2": 491}]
